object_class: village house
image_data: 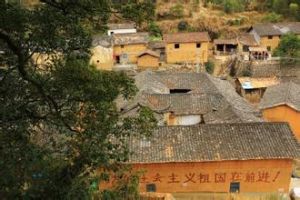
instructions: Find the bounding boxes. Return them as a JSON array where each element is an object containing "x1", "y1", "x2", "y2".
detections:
[
  {"x1": 237, "y1": 33, "x2": 260, "y2": 58},
  {"x1": 107, "y1": 23, "x2": 136, "y2": 36},
  {"x1": 148, "y1": 41, "x2": 166, "y2": 62},
  {"x1": 213, "y1": 38, "x2": 238, "y2": 55},
  {"x1": 163, "y1": 32, "x2": 210, "y2": 64},
  {"x1": 102, "y1": 122, "x2": 299, "y2": 196},
  {"x1": 235, "y1": 77, "x2": 280, "y2": 104},
  {"x1": 113, "y1": 32, "x2": 149, "y2": 64},
  {"x1": 248, "y1": 22, "x2": 300, "y2": 53},
  {"x1": 137, "y1": 50, "x2": 161, "y2": 69},
  {"x1": 259, "y1": 81, "x2": 300, "y2": 140},
  {"x1": 119, "y1": 71, "x2": 262, "y2": 126},
  {"x1": 89, "y1": 35, "x2": 114, "y2": 70}
]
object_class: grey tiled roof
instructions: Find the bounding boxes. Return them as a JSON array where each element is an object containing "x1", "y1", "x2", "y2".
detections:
[
  {"x1": 130, "y1": 71, "x2": 262, "y2": 123},
  {"x1": 163, "y1": 32, "x2": 211, "y2": 43},
  {"x1": 259, "y1": 81, "x2": 300, "y2": 111},
  {"x1": 128, "y1": 122, "x2": 300, "y2": 163},
  {"x1": 251, "y1": 22, "x2": 300, "y2": 36},
  {"x1": 113, "y1": 32, "x2": 149, "y2": 45}
]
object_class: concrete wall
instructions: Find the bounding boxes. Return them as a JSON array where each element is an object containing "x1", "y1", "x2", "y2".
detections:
[
  {"x1": 137, "y1": 54, "x2": 159, "y2": 69},
  {"x1": 262, "y1": 105, "x2": 300, "y2": 140},
  {"x1": 114, "y1": 44, "x2": 147, "y2": 64},
  {"x1": 165, "y1": 42, "x2": 209, "y2": 64},
  {"x1": 133, "y1": 159, "x2": 292, "y2": 193},
  {"x1": 107, "y1": 29, "x2": 136, "y2": 36}
]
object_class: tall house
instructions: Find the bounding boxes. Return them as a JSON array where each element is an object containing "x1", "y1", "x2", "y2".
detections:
[
  {"x1": 248, "y1": 22, "x2": 300, "y2": 52},
  {"x1": 112, "y1": 32, "x2": 149, "y2": 64},
  {"x1": 259, "y1": 81, "x2": 300, "y2": 140},
  {"x1": 163, "y1": 32, "x2": 211, "y2": 64}
]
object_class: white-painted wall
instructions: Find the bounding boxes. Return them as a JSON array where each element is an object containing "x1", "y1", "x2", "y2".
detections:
[
  {"x1": 107, "y1": 29, "x2": 137, "y2": 36},
  {"x1": 176, "y1": 115, "x2": 201, "y2": 126}
]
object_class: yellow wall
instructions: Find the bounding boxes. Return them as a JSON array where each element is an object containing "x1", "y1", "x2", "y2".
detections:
[
  {"x1": 262, "y1": 105, "x2": 300, "y2": 140},
  {"x1": 137, "y1": 54, "x2": 159, "y2": 69},
  {"x1": 114, "y1": 44, "x2": 147, "y2": 64},
  {"x1": 260, "y1": 36, "x2": 281, "y2": 52},
  {"x1": 90, "y1": 46, "x2": 114, "y2": 71},
  {"x1": 134, "y1": 159, "x2": 292, "y2": 193},
  {"x1": 165, "y1": 42, "x2": 209, "y2": 64}
]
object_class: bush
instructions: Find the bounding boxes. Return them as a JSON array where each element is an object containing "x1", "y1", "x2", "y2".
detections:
[
  {"x1": 223, "y1": 0, "x2": 244, "y2": 13},
  {"x1": 262, "y1": 12, "x2": 283, "y2": 23},
  {"x1": 289, "y1": 3, "x2": 300, "y2": 20},
  {"x1": 273, "y1": 33, "x2": 300, "y2": 66},
  {"x1": 205, "y1": 60, "x2": 215, "y2": 74},
  {"x1": 148, "y1": 21, "x2": 162, "y2": 37},
  {"x1": 170, "y1": 4, "x2": 184, "y2": 18},
  {"x1": 178, "y1": 20, "x2": 189, "y2": 32}
]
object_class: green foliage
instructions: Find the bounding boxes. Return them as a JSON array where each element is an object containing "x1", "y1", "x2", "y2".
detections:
[
  {"x1": 178, "y1": 20, "x2": 189, "y2": 31},
  {"x1": 272, "y1": 0, "x2": 289, "y2": 14},
  {"x1": 205, "y1": 60, "x2": 215, "y2": 74},
  {"x1": 148, "y1": 21, "x2": 162, "y2": 38},
  {"x1": 223, "y1": 0, "x2": 245, "y2": 13},
  {"x1": 289, "y1": 3, "x2": 300, "y2": 20},
  {"x1": 116, "y1": 0, "x2": 155, "y2": 27},
  {"x1": 262, "y1": 12, "x2": 283, "y2": 22},
  {"x1": 0, "y1": 1, "x2": 156, "y2": 199},
  {"x1": 273, "y1": 33, "x2": 300, "y2": 66},
  {"x1": 170, "y1": 4, "x2": 184, "y2": 18}
]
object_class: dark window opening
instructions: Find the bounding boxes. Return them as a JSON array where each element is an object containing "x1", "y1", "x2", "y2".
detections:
[
  {"x1": 267, "y1": 46, "x2": 271, "y2": 51},
  {"x1": 146, "y1": 184, "x2": 156, "y2": 192},
  {"x1": 110, "y1": 31, "x2": 114, "y2": 35},
  {"x1": 96, "y1": 60, "x2": 100, "y2": 63},
  {"x1": 230, "y1": 182, "x2": 240, "y2": 193},
  {"x1": 121, "y1": 45, "x2": 124, "y2": 48},
  {"x1": 200, "y1": 114, "x2": 205, "y2": 124},
  {"x1": 174, "y1": 43, "x2": 180, "y2": 49},
  {"x1": 243, "y1": 45, "x2": 249, "y2": 52},
  {"x1": 268, "y1": 36, "x2": 273, "y2": 39},
  {"x1": 170, "y1": 89, "x2": 191, "y2": 94},
  {"x1": 196, "y1": 43, "x2": 201, "y2": 48},
  {"x1": 116, "y1": 55, "x2": 120, "y2": 64}
]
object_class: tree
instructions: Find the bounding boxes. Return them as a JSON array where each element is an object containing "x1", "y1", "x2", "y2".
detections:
[
  {"x1": 0, "y1": 1, "x2": 156, "y2": 199},
  {"x1": 273, "y1": 33, "x2": 300, "y2": 66},
  {"x1": 178, "y1": 20, "x2": 189, "y2": 32}
]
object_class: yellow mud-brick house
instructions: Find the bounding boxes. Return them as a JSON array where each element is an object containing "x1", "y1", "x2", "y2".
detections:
[{"x1": 163, "y1": 32, "x2": 211, "y2": 64}]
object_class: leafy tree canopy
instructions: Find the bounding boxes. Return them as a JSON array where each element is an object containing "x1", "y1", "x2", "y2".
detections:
[
  {"x1": 273, "y1": 33, "x2": 300, "y2": 66},
  {"x1": 0, "y1": 0, "x2": 156, "y2": 199}
]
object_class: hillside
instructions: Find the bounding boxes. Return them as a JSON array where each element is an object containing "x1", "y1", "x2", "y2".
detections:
[{"x1": 153, "y1": 0, "x2": 298, "y2": 39}]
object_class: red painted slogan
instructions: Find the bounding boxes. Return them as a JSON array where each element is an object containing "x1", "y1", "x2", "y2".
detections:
[{"x1": 136, "y1": 171, "x2": 281, "y2": 184}]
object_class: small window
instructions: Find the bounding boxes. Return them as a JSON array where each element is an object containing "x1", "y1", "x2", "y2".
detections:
[
  {"x1": 170, "y1": 89, "x2": 191, "y2": 94},
  {"x1": 146, "y1": 184, "x2": 156, "y2": 192},
  {"x1": 110, "y1": 31, "x2": 114, "y2": 35},
  {"x1": 96, "y1": 60, "x2": 100, "y2": 63},
  {"x1": 121, "y1": 45, "x2": 124, "y2": 48},
  {"x1": 268, "y1": 36, "x2": 273, "y2": 39},
  {"x1": 230, "y1": 182, "x2": 240, "y2": 193},
  {"x1": 267, "y1": 46, "x2": 271, "y2": 51},
  {"x1": 174, "y1": 44, "x2": 180, "y2": 49},
  {"x1": 196, "y1": 43, "x2": 201, "y2": 48}
]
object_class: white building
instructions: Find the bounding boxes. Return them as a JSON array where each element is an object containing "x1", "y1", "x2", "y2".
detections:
[{"x1": 107, "y1": 23, "x2": 137, "y2": 36}]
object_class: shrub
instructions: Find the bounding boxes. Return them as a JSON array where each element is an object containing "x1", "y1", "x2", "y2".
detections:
[
  {"x1": 205, "y1": 60, "x2": 215, "y2": 74},
  {"x1": 178, "y1": 20, "x2": 189, "y2": 32},
  {"x1": 170, "y1": 4, "x2": 184, "y2": 18},
  {"x1": 262, "y1": 12, "x2": 283, "y2": 23},
  {"x1": 223, "y1": 0, "x2": 244, "y2": 13},
  {"x1": 148, "y1": 21, "x2": 162, "y2": 37}
]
